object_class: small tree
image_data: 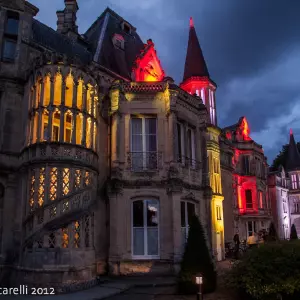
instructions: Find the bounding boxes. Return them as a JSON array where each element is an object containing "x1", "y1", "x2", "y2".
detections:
[
  {"x1": 290, "y1": 224, "x2": 298, "y2": 240},
  {"x1": 178, "y1": 215, "x2": 217, "y2": 294},
  {"x1": 266, "y1": 222, "x2": 278, "y2": 242}
]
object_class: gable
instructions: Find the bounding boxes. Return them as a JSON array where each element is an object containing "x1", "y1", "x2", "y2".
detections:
[{"x1": 132, "y1": 39, "x2": 165, "y2": 82}]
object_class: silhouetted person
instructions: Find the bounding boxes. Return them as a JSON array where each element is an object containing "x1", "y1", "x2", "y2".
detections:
[{"x1": 233, "y1": 232, "x2": 240, "y2": 259}]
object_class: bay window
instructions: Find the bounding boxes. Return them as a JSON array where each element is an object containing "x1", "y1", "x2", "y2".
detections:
[
  {"x1": 130, "y1": 117, "x2": 157, "y2": 171},
  {"x1": 132, "y1": 199, "x2": 159, "y2": 258}
]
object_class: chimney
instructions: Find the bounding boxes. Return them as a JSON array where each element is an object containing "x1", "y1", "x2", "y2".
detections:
[{"x1": 56, "y1": 0, "x2": 79, "y2": 35}]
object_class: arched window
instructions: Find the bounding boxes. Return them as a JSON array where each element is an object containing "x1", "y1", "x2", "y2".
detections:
[
  {"x1": 52, "y1": 111, "x2": 60, "y2": 142},
  {"x1": 41, "y1": 110, "x2": 49, "y2": 141},
  {"x1": 86, "y1": 117, "x2": 92, "y2": 148},
  {"x1": 132, "y1": 199, "x2": 159, "y2": 258},
  {"x1": 86, "y1": 83, "x2": 92, "y2": 114},
  {"x1": 65, "y1": 111, "x2": 73, "y2": 143}
]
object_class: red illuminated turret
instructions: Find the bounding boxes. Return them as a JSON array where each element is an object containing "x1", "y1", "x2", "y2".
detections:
[{"x1": 180, "y1": 17, "x2": 217, "y2": 125}]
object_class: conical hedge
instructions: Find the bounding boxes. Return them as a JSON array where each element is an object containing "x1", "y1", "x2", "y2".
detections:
[
  {"x1": 178, "y1": 214, "x2": 217, "y2": 294},
  {"x1": 290, "y1": 224, "x2": 298, "y2": 240}
]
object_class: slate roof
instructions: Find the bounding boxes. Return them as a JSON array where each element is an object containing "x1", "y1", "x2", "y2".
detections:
[
  {"x1": 31, "y1": 19, "x2": 92, "y2": 64},
  {"x1": 286, "y1": 131, "x2": 300, "y2": 172},
  {"x1": 182, "y1": 17, "x2": 210, "y2": 82},
  {"x1": 84, "y1": 7, "x2": 145, "y2": 79},
  {"x1": 31, "y1": 7, "x2": 145, "y2": 80}
]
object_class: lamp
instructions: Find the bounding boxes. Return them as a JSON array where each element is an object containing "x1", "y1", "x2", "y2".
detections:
[{"x1": 195, "y1": 274, "x2": 203, "y2": 300}]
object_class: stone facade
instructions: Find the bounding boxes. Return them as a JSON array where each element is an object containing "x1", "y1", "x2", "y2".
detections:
[
  {"x1": 0, "y1": 0, "x2": 222, "y2": 287},
  {"x1": 268, "y1": 167, "x2": 290, "y2": 239},
  {"x1": 221, "y1": 117, "x2": 271, "y2": 242}
]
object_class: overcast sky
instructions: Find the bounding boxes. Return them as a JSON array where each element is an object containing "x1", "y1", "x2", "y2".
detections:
[{"x1": 29, "y1": 0, "x2": 300, "y2": 164}]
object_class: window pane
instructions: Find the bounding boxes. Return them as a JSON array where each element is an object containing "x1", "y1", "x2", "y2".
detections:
[
  {"x1": 131, "y1": 118, "x2": 142, "y2": 135},
  {"x1": 6, "y1": 18, "x2": 19, "y2": 35},
  {"x1": 3, "y1": 40, "x2": 16, "y2": 60},
  {"x1": 145, "y1": 118, "x2": 156, "y2": 134},
  {"x1": 147, "y1": 200, "x2": 158, "y2": 227},
  {"x1": 181, "y1": 201, "x2": 186, "y2": 227},
  {"x1": 133, "y1": 201, "x2": 144, "y2": 227},
  {"x1": 146, "y1": 135, "x2": 157, "y2": 152},
  {"x1": 131, "y1": 134, "x2": 143, "y2": 152},
  {"x1": 147, "y1": 228, "x2": 158, "y2": 255},
  {"x1": 248, "y1": 222, "x2": 253, "y2": 234},
  {"x1": 133, "y1": 228, "x2": 144, "y2": 255},
  {"x1": 187, "y1": 202, "x2": 195, "y2": 225}
]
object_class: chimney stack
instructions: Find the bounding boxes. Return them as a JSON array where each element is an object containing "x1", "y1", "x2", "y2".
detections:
[{"x1": 56, "y1": 0, "x2": 79, "y2": 35}]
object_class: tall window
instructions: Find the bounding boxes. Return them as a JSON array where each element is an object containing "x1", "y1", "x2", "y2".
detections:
[
  {"x1": 209, "y1": 89, "x2": 215, "y2": 125},
  {"x1": 283, "y1": 202, "x2": 287, "y2": 214},
  {"x1": 132, "y1": 199, "x2": 159, "y2": 258},
  {"x1": 245, "y1": 189, "x2": 253, "y2": 209},
  {"x1": 130, "y1": 117, "x2": 157, "y2": 171},
  {"x1": 242, "y1": 156, "x2": 250, "y2": 175},
  {"x1": 258, "y1": 191, "x2": 263, "y2": 209},
  {"x1": 181, "y1": 201, "x2": 195, "y2": 247},
  {"x1": 186, "y1": 127, "x2": 196, "y2": 167},
  {"x1": 294, "y1": 202, "x2": 300, "y2": 213},
  {"x1": 2, "y1": 11, "x2": 19, "y2": 62},
  {"x1": 177, "y1": 122, "x2": 195, "y2": 167},
  {"x1": 291, "y1": 174, "x2": 297, "y2": 189},
  {"x1": 201, "y1": 88, "x2": 205, "y2": 105},
  {"x1": 247, "y1": 221, "x2": 256, "y2": 237}
]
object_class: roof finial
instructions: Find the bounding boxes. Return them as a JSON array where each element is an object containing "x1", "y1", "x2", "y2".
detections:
[
  {"x1": 290, "y1": 128, "x2": 293, "y2": 135},
  {"x1": 189, "y1": 17, "x2": 194, "y2": 28}
]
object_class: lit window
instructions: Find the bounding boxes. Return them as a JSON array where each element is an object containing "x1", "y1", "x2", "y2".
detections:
[
  {"x1": 201, "y1": 88, "x2": 205, "y2": 104},
  {"x1": 62, "y1": 228, "x2": 69, "y2": 248},
  {"x1": 65, "y1": 113, "x2": 72, "y2": 143},
  {"x1": 74, "y1": 169, "x2": 81, "y2": 190},
  {"x1": 74, "y1": 221, "x2": 80, "y2": 248},
  {"x1": 245, "y1": 189, "x2": 253, "y2": 209},
  {"x1": 38, "y1": 168, "x2": 45, "y2": 207},
  {"x1": 29, "y1": 170, "x2": 35, "y2": 212},
  {"x1": 209, "y1": 89, "x2": 215, "y2": 125},
  {"x1": 132, "y1": 199, "x2": 159, "y2": 257},
  {"x1": 52, "y1": 112, "x2": 60, "y2": 142},
  {"x1": 49, "y1": 168, "x2": 58, "y2": 201},
  {"x1": 62, "y1": 168, "x2": 70, "y2": 196}
]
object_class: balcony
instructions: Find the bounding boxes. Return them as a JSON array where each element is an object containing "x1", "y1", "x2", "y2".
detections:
[
  {"x1": 126, "y1": 152, "x2": 163, "y2": 172},
  {"x1": 20, "y1": 142, "x2": 98, "y2": 169}
]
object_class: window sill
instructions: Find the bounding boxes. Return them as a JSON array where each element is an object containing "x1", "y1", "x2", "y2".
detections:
[{"x1": 131, "y1": 255, "x2": 160, "y2": 260}]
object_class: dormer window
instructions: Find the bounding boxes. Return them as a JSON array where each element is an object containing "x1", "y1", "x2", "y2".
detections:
[
  {"x1": 112, "y1": 34, "x2": 124, "y2": 50},
  {"x1": 122, "y1": 22, "x2": 131, "y2": 34},
  {"x1": 2, "y1": 11, "x2": 19, "y2": 62}
]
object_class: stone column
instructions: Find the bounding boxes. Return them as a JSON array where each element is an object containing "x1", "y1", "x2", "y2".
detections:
[
  {"x1": 71, "y1": 111, "x2": 77, "y2": 144},
  {"x1": 31, "y1": 86, "x2": 36, "y2": 109},
  {"x1": 48, "y1": 109, "x2": 53, "y2": 141},
  {"x1": 82, "y1": 115, "x2": 87, "y2": 146},
  {"x1": 49, "y1": 76, "x2": 55, "y2": 106},
  {"x1": 59, "y1": 108, "x2": 65, "y2": 142},
  {"x1": 37, "y1": 109, "x2": 43, "y2": 141},
  {"x1": 90, "y1": 118, "x2": 94, "y2": 150},
  {"x1": 111, "y1": 112, "x2": 120, "y2": 164},
  {"x1": 39, "y1": 80, "x2": 45, "y2": 107},
  {"x1": 171, "y1": 191, "x2": 183, "y2": 272},
  {"x1": 61, "y1": 76, "x2": 66, "y2": 106},
  {"x1": 72, "y1": 80, "x2": 78, "y2": 108},
  {"x1": 91, "y1": 87, "x2": 95, "y2": 117}
]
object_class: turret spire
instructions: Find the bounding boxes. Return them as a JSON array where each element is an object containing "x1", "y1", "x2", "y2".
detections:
[
  {"x1": 182, "y1": 17, "x2": 210, "y2": 82},
  {"x1": 286, "y1": 130, "x2": 300, "y2": 171}
]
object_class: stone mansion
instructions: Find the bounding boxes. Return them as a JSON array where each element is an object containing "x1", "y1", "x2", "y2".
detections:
[{"x1": 0, "y1": 0, "x2": 279, "y2": 288}]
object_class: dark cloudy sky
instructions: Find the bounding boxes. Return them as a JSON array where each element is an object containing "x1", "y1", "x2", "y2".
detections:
[{"x1": 29, "y1": 0, "x2": 300, "y2": 164}]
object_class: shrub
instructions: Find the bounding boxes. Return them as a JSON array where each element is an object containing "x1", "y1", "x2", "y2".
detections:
[
  {"x1": 290, "y1": 224, "x2": 298, "y2": 240},
  {"x1": 226, "y1": 240, "x2": 300, "y2": 299},
  {"x1": 177, "y1": 215, "x2": 217, "y2": 294}
]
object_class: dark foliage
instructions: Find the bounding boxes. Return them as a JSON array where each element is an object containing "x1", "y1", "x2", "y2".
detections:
[
  {"x1": 226, "y1": 241, "x2": 300, "y2": 299},
  {"x1": 290, "y1": 224, "x2": 298, "y2": 240},
  {"x1": 177, "y1": 215, "x2": 217, "y2": 294},
  {"x1": 271, "y1": 142, "x2": 300, "y2": 170}
]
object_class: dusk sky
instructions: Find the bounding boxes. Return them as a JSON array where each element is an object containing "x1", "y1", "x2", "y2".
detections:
[{"x1": 29, "y1": 0, "x2": 300, "y2": 164}]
